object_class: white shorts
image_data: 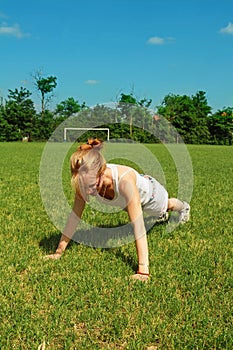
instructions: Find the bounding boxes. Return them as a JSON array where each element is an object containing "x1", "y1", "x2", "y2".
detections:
[{"x1": 142, "y1": 176, "x2": 168, "y2": 217}]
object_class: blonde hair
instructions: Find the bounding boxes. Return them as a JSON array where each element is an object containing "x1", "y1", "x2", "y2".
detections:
[{"x1": 70, "y1": 138, "x2": 106, "y2": 198}]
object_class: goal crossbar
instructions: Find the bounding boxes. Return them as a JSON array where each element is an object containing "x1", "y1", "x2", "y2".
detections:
[{"x1": 64, "y1": 128, "x2": 110, "y2": 142}]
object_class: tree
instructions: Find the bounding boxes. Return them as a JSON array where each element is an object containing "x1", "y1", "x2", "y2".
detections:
[
  {"x1": 207, "y1": 107, "x2": 233, "y2": 145},
  {"x1": 3, "y1": 87, "x2": 36, "y2": 141},
  {"x1": 33, "y1": 110, "x2": 57, "y2": 141},
  {"x1": 55, "y1": 97, "x2": 86, "y2": 118},
  {"x1": 34, "y1": 71, "x2": 57, "y2": 116},
  {"x1": 0, "y1": 100, "x2": 9, "y2": 141},
  {"x1": 117, "y1": 93, "x2": 137, "y2": 137},
  {"x1": 135, "y1": 98, "x2": 152, "y2": 131},
  {"x1": 157, "y1": 91, "x2": 211, "y2": 144},
  {"x1": 117, "y1": 93, "x2": 152, "y2": 139}
]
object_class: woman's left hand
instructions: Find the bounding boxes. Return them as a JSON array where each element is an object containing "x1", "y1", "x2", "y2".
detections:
[
  {"x1": 130, "y1": 273, "x2": 149, "y2": 282},
  {"x1": 43, "y1": 252, "x2": 62, "y2": 260}
]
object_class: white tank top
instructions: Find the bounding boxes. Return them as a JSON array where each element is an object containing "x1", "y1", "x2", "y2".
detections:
[{"x1": 96, "y1": 164, "x2": 151, "y2": 208}]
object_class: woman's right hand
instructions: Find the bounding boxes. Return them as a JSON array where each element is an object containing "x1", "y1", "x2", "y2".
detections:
[{"x1": 130, "y1": 273, "x2": 149, "y2": 282}]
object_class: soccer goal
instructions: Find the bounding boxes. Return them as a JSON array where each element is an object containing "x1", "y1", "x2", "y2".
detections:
[{"x1": 63, "y1": 127, "x2": 110, "y2": 142}]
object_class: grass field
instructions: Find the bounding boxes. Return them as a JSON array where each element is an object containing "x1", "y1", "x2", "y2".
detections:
[{"x1": 0, "y1": 142, "x2": 232, "y2": 349}]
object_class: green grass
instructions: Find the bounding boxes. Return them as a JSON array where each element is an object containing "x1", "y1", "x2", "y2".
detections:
[{"x1": 0, "y1": 142, "x2": 233, "y2": 349}]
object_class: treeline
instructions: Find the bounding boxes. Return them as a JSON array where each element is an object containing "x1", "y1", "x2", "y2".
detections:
[{"x1": 0, "y1": 80, "x2": 233, "y2": 144}]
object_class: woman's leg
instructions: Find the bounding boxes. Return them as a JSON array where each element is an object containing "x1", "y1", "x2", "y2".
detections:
[
  {"x1": 167, "y1": 198, "x2": 190, "y2": 223},
  {"x1": 167, "y1": 198, "x2": 185, "y2": 211}
]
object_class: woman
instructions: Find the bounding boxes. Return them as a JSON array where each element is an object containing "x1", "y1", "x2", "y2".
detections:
[{"x1": 45, "y1": 138, "x2": 190, "y2": 281}]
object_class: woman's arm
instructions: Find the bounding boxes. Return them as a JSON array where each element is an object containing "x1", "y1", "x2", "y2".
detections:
[
  {"x1": 119, "y1": 173, "x2": 149, "y2": 281},
  {"x1": 45, "y1": 194, "x2": 86, "y2": 259}
]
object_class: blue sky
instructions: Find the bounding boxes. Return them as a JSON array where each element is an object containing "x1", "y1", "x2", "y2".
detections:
[{"x1": 1, "y1": 0, "x2": 233, "y2": 112}]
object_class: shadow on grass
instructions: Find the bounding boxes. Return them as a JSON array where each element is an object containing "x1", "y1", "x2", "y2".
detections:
[
  {"x1": 39, "y1": 216, "x2": 166, "y2": 270},
  {"x1": 106, "y1": 217, "x2": 167, "y2": 271},
  {"x1": 39, "y1": 233, "x2": 74, "y2": 253}
]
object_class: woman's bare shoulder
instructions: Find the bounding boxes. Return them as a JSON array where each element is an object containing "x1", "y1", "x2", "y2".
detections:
[{"x1": 111, "y1": 164, "x2": 133, "y2": 175}]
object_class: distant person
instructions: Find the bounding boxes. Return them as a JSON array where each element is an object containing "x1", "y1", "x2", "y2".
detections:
[{"x1": 45, "y1": 138, "x2": 190, "y2": 281}]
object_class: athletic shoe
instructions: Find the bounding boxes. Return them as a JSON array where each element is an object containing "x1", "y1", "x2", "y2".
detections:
[
  {"x1": 156, "y1": 212, "x2": 169, "y2": 223},
  {"x1": 178, "y1": 201, "x2": 190, "y2": 224}
]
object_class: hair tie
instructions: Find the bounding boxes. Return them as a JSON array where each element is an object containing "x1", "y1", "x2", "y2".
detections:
[{"x1": 87, "y1": 138, "x2": 103, "y2": 149}]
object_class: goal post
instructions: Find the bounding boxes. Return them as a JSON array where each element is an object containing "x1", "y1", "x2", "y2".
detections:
[{"x1": 63, "y1": 127, "x2": 110, "y2": 142}]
